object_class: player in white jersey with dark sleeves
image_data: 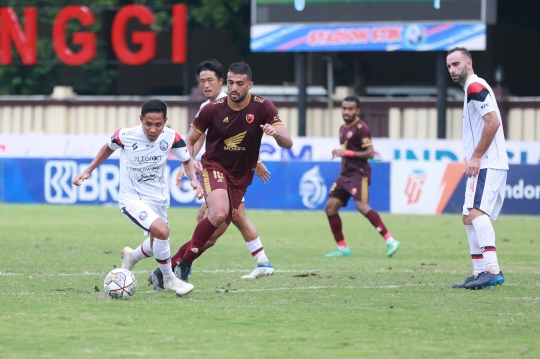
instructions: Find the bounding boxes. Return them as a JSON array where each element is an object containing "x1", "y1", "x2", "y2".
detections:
[
  {"x1": 72, "y1": 99, "x2": 203, "y2": 296},
  {"x1": 148, "y1": 60, "x2": 275, "y2": 290},
  {"x1": 446, "y1": 47, "x2": 508, "y2": 290}
]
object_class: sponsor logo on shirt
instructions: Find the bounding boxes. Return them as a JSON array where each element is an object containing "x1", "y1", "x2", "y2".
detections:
[
  {"x1": 138, "y1": 172, "x2": 157, "y2": 182},
  {"x1": 253, "y1": 96, "x2": 265, "y2": 103},
  {"x1": 159, "y1": 140, "x2": 169, "y2": 151},
  {"x1": 135, "y1": 155, "x2": 164, "y2": 164},
  {"x1": 224, "y1": 131, "x2": 247, "y2": 151},
  {"x1": 215, "y1": 98, "x2": 225, "y2": 104},
  {"x1": 481, "y1": 104, "x2": 489, "y2": 109},
  {"x1": 246, "y1": 114, "x2": 254, "y2": 123},
  {"x1": 223, "y1": 117, "x2": 229, "y2": 123}
]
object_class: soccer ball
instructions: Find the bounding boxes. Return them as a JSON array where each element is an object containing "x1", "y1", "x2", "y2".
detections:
[{"x1": 104, "y1": 268, "x2": 137, "y2": 300}]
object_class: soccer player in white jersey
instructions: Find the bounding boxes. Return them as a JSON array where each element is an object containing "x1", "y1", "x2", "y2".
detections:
[
  {"x1": 446, "y1": 47, "x2": 508, "y2": 290},
  {"x1": 148, "y1": 60, "x2": 274, "y2": 290},
  {"x1": 72, "y1": 99, "x2": 203, "y2": 296}
]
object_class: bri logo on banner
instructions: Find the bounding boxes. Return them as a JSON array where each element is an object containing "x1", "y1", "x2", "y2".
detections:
[{"x1": 404, "y1": 169, "x2": 427, "y2": 205}]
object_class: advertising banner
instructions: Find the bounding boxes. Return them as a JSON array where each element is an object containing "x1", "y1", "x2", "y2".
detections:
[
  {"x1": 2, "y1": 135, "x2": 540, "y2": 165},
  {"x1": 251, "y1": 23, "x2": 486, "y2": 52},
  {"x1": 0, "y1": 158, "x2": 390, "y2": 212},
  {"x1": 391, "y1": 163, "x2": 540, "y2": 216}
]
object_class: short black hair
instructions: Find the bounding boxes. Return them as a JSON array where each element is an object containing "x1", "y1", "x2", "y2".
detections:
[
  {"x1": 196, "y1": 59, "x2": 223, "y2": 80},
  {"x1": 141, "y1": 99, "x2": 167, "y2": 118},
  {"x1": 343, "y1": 96, "x2": 361, "y2": 109},
  {"x1": 447, "y1": 47, "x2": 472, "y2": 60},
  {"x1": 228, "y1": 61, "x2": 252, "y2": 81}
]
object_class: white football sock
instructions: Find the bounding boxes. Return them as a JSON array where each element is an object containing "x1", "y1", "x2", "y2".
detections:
[
  {"x1": 153, "y1": 238, "x2": 173, "y2": 277},
  {"x1": 465, "y1": 225, "x2": 484, "y2": 276},
  {"x1": 132, "y1": 238, "x2": 154, "y2": 261},
  {"x1": 246, "y1": 237, "x2": 269, "y2": 266},
  {"x1": 472, "y1": 215, "x2": 500, "y2": 274}
]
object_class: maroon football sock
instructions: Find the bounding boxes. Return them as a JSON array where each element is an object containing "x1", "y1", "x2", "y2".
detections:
[
  {"x1": 327, "y1": 214, "x2": 345, "y2": 244},
  {"x1": 364, "y1": 209, "x2": 391, "y2": 239},
  {"x1": 182, "y1": 217, "x2": 218, "y2": 263},
  {"x1": 170, "y1": 241, "x2": 190, "y2": 270}
]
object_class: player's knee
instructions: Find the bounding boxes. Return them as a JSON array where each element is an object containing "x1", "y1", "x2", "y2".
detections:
[
  {"x1": 208, "y1": 209, "x2": 228, "y2": 226},
  {"x1": 152, "y1": 227, "x2": 169, "y2": 240},
  {"x1": 325, "y1": 203, "x2": 337, "y2": 216}
]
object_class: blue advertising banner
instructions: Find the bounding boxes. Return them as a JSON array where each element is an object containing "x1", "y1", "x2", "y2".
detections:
[
  {"x1": 443, "y1": 165, "x2": 540, "y2": 216},
  {"x1": 251, "y1": 23, "x2": 486, "y2": 52},
  {"x1": 0, "y1": 158, "x2": 390, "y2": 212}
]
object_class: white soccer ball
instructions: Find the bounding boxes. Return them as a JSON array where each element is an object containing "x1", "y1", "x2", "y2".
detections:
[{"x1": 104, "y1": 268, "x2": 137, "y2": 300}]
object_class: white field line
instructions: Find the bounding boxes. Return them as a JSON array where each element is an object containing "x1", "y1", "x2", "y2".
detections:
[
  {"x1": 2, "y1": 283, "x2": 538, "y2": 297},
  {"x1": 1, "y1": 269, "x2": 537, "y2": 277},
  {"x1": 0, "y1": 269, "x2": 323, "y2": 277}
]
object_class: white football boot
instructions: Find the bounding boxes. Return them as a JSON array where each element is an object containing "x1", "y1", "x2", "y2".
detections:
[
  {"x1": 120, "y1": 247, "x2": 137, "y2": 271},
  {"x1": 241, "y1": 263, "x2": 274, "y2": 279},
  {"x1": 164, "y1": 276, "x2": 194, "y2": 297}
]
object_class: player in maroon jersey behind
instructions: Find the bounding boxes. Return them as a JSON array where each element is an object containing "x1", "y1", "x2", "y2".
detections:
[
  {"x1": 174, "y1": 61, "x2": 293, "y2": 283},
  {"x1": 325, "y1": 96, "x2": 400, "y2": 258}
]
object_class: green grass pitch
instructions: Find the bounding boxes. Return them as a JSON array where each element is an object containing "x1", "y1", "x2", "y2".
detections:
[{"x1": 0, "y1": 204, "x2": 539, "y2": 358}]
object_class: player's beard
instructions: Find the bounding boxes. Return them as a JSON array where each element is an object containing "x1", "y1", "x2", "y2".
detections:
[
  {"x1": 453, "y1": 67, "x2": 468, "y2": 84},
  {"x1": 229, "y1": 91, "x2": 247, "y2": 103},
  {"x1": 342, "y1": 115, "x2": 357, "y2": 124}
]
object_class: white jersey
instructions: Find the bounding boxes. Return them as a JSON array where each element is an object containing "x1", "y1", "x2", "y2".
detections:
[
  {"x1": 193, "y1": 91, "x2": 227, "y2": 159},
  {"x1": 198, "y1": 91, "x2": 227, "y2": 111},
  {"x1": 462, "y1": 74, "x2": 508, "y2": 170},
  {"x1": 109, "y1": 125, "x2": 190, "y2": 207}
]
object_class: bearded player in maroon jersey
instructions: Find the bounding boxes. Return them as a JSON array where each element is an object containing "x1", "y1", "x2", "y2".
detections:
[
  {"x1": 174, "y1": 61, "x2": 293, "y2": 285},
  {"x1": 325, "y1": 96, "x2": 400, "y2": 258}
]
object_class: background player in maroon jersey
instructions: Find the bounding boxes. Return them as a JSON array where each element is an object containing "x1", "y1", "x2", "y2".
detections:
[
  {"x1": 325, "y1": 96, "x2": 400, "y2": 258},
  {"x1": 175, "y1": 61, "x2": 293, "y2": 283}
]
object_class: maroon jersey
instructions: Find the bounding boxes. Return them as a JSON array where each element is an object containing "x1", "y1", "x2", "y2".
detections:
[
  {"x1": 340, "y1": 118, "x2": 373, "y2": 178},
  {"x1": 191, "y1": 93, "x2": 283, "y2": 187}
]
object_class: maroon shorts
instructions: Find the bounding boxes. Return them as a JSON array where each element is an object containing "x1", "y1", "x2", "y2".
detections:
[
  {"x1": 329, "y1": 173, "x2": 370, "y2": 207},
  {"x1": 200, "y1": 168, "x2": 247, "y2": 224}
]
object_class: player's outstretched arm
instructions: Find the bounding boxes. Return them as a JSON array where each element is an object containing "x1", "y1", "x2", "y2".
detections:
[
  {"x1": 72, "y1": 143, "x2": 115, "y2": 186},
  {"x1": 181, "y1": 158, "x2": 204, "y2": 200},
  {"x1": 260, "y1": 123, "x2": 293, "y2": 149}
]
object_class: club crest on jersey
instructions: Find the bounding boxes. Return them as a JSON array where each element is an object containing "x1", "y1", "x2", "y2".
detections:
[
  {"x1": 246, "y1": 114, "x2": 254, "y2": 123},
  {"x1": 159, "y1": 140, "x2": 168, "y2": 151},
  {"x1": 347, "y1": 131, "x2": 353, "y2": 139},
  {"x1": 139, "y1": 211, "x2": 148, "y2": 220}
]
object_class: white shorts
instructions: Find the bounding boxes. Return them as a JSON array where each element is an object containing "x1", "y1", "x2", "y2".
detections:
[
  {"x1": 463, "y1": 168, "x2": 507, "y2": 220},
  {"x1": 120, "y1": 200, "x2": 168, "y2": 236}
]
